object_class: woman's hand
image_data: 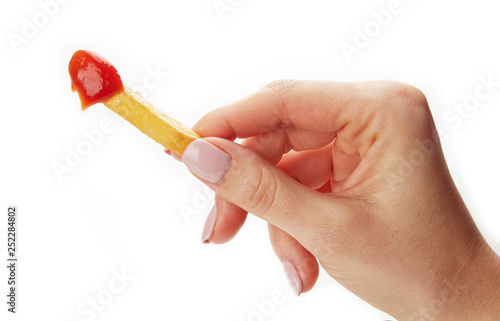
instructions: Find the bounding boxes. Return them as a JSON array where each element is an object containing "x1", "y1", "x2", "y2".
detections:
[{"x1": 174, "y1": 80, "x2": 500, "y2": 320}]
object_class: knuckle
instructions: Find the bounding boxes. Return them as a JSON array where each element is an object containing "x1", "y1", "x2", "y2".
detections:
[
  {"x1": 263, "y1": 79, "x2": 305, "y2": 128},
  {"x1": 380, "y1": 81, "x2": 429, "y2": 110},
  {"x1": 264, "y1": 79, "x2": 303, "y2": 95},
  {"x1": 264, "y1": 79, "x2": 305, "y2": 109},
  {"x1": 245, "y1": 166, "x2": 280, "y2": 214},
  {"x1": 368, "y1": 81, "x2": 432, "y2": 134}
]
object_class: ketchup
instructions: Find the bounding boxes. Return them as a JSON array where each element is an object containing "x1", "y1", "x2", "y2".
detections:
[{"x1": 69, "y1": 50, "x2": 124, "y2": 110}]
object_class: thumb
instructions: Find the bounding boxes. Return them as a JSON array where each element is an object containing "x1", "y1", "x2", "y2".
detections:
[{"x1": 181, "y1": 138, "x2": 335, "y2": 238}]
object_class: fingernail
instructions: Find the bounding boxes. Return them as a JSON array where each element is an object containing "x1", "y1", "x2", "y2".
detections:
[
  {"x1": 182, "y1": 140, "x2": 231, "y2": 184},
  {"x1": 202, "y1": 206, "x2": 217, "y2": 243},
  {"x1": 283, "y1": 261, "x2": 302, "y2": 296}
]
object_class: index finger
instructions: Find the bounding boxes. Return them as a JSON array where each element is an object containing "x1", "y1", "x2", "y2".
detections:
[{"x1": 192, "y1": 80, "x2": 388, "y2": 140}]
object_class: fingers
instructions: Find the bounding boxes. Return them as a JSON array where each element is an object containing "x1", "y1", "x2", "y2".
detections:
[
  {"x1": 164, "y1": 148, "x2": 248, "y2": 244},
  {"x1": 202, "y1": 195, "x2": 247, "y2": 244},
  {"x1": 192, "y1": 80, "x2": 390, "y2": 146},
  {"x1": 268, "y1": 224, "x2": 319, "y2": 295},
  {"x1": 200, "y1": 132, "x2": 288, "y2": 244},
  {"x1": 243, "y1": 126, "x2": 336, "y2": 155},
  {"x1": 266, "y1": 145, "x2": 331, "y2": 295},
  {"x1": 181, "y1": 138, "x2": 352, "y2": 240},
  {"x1": 164, "y1": 149, "x2": 182, "y2": 161},
  {"x1": 277, "y1": 143, "x2": 333, "y2": 190},
  {"x1": 203, "y1": 141, "x2": 334, "y2": 244}
]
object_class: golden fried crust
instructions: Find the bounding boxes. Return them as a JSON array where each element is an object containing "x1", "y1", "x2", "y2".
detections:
[{"x1": 104, "y1": 85, "x2": 200, "y2": 154}]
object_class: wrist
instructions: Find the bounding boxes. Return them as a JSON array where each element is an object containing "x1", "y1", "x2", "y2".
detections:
[{"x1": 434, "y1": 244, "x2": 500, "y2": 321}]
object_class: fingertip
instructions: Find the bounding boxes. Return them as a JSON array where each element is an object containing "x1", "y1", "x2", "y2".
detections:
[
  {"x1": 269, "y1": 225, "x2": 319, "y2": 294},
  {"x1": 192, "y1": 112, "x2": 237, "y2": 141},
  {"x1": 294, "y1": 254, "x2": 319, "y2": 294},
  {"x1": 202, "y1": 197, "x2": 248, "y2": 245},
  {"x1": 201, "y1": 206, "x2": 217, "y2": 244},
  {"x1": 164, "y1": 148, "x2": 183, "y2": 162},
  {"x1": 172, "y1": 151, "x2": 183, "y2": 162}
]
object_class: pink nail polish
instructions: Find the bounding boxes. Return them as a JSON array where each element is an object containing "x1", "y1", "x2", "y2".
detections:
[
  {"x1": 283, "y1": 261, "x2": 302, "y2": 296},
  {"x1": 202, "y1": 206, "x2": 217, "y2": 243},
  {"x1": 182, "y1": 140, "x2": 231, "y2": 184}
]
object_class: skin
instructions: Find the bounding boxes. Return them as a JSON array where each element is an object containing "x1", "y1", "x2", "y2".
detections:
[{"x1": 169, "y1": 80, "x2": 500, "y2": 320}]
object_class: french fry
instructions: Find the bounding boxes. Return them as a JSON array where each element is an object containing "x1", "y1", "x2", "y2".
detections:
[
  {"x1": 104, "y1": 84, "x2": 200, "y2": 154},
  {"x1": 69, "y1": 50, "x2": 199, "y2": 155}
]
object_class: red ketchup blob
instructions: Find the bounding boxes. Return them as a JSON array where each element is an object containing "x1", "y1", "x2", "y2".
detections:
[{"x1": 69, "y1": 50, "x2": 124, "y2": 110}]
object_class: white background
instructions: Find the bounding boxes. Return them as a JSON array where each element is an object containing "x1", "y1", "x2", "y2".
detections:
[{"x1": 1, "y1": 0, "x2": 500, "y2": 320}]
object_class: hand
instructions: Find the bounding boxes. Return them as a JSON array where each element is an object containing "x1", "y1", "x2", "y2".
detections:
[{"x1": 174, "y1": 80, "x2": 500, "y2": 320}]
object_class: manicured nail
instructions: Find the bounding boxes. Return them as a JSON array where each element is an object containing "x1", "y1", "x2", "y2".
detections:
[
  {"x1": 202, "y1": 206, "x2": 217, "y2": 243},
  {"x1": 283, "y1": 261, "x2": 302, "y2": 296},
  {"x1": 182, "y1": 140, "x2": 231, "y2": 184}
]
